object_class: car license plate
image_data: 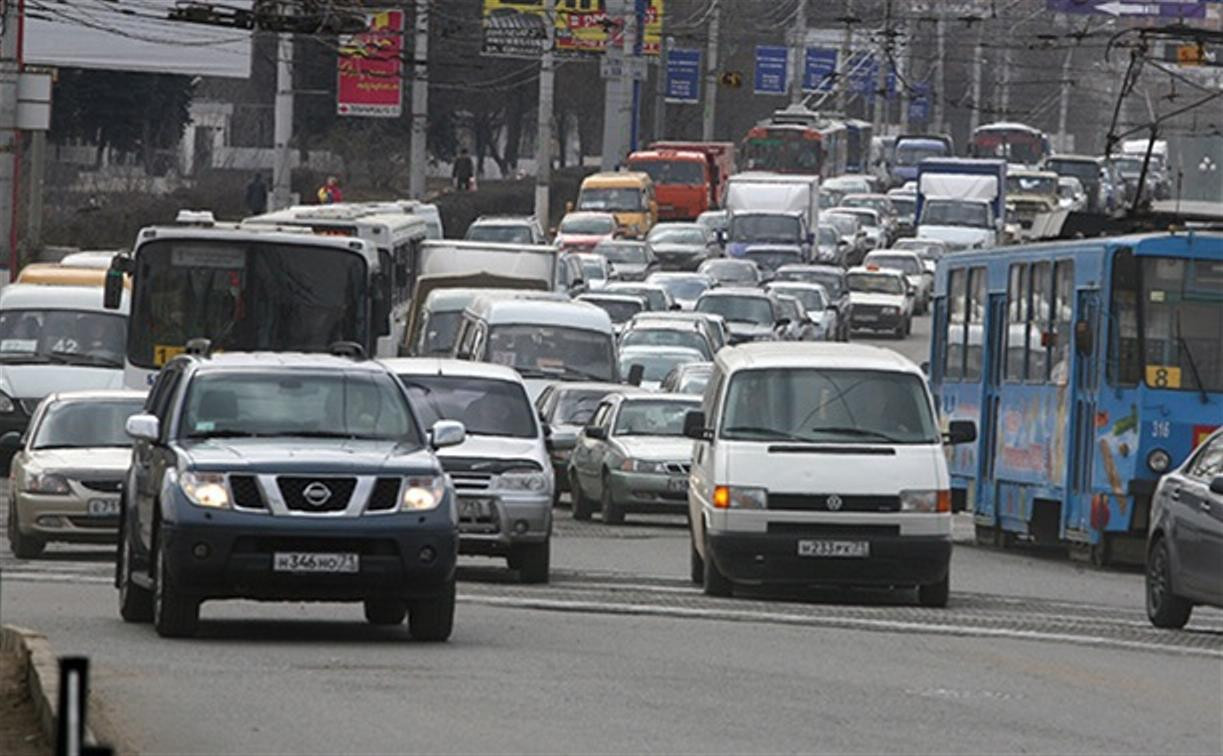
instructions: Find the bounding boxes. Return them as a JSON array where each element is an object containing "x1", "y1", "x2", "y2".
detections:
[
  {"x1": 855, "y1": 314, "x2": 877, "y2": 322},
  {"x1": 86, "y1": 499, "x2": 120, "y2": 517},
  {"x1": 666, "y1": 477, "x2": 688, "y2": 492},
  {"x1": 460, "y1": 498, "x2": 493, "y2": 519},
  {"x1": 797, "y1": 540, "x2": 870, "y2": 558},
  {"x1": 272, "y1": 552, "x2": 359, "y2": 573}
]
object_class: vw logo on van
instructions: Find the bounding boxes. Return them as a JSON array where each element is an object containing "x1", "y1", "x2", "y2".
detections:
[
  {"x1": 826, "y1": 494, "x2": 843, "y2": 512},
  {"x1": 302, "y1": 482, "x2": 333, "y2": 508}
]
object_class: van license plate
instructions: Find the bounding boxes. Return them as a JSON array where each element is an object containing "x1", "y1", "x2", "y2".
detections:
[
  {"x1": 273, "y1": 552, "x2": 359, "y2": 573},
  {"x1": 797, "y1": 540, "x2": 869, "y2": 558},
  {"x1": 86, "y1": 499, "x2": 120, "y2": 517}
]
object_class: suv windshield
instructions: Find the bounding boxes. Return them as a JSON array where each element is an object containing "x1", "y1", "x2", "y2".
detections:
[
  {"x1": 696, "y1": 295, "x2": 773, "y2": 325},
  {"x1": 648, "y1": 227, "x2": 706, "y2": 245},
  {"x1": 721, "y1": 368, "x2": 937, "y2": 444},
  {"x1": 578, "y1": 188, "x2": 643, "y2": 212},
  {"x1": 400, "y1": 375, "x2": 536, "y2": 438},
  {"x1": 180, "y1": 371, "x2": 419, "y2": 444},
  {"x1": 33, "y1": 398, "x2": 144, "y2": 449},
  {"x1": 921, "y1": 200, "x2": 990, "y2": 228},
  {"x1": 0, "y1": 309, "x2": 125, "y2": 368},
  {"x1": 129, "y1": 241, "x2": 368, "y2": 370},
  {"x1": 621, "y1": 328, "x2": 710, "y2": 358},
  {"x1": 613, "y1": 399, "x2": 697, "y2": 436},
  {"x1": 465, "y1": 225, "x2": 535, "y2": 244},
  {"x1": 488, "y1": 325, "x2": 615, "y2": 381},
  {"x1": 560, "y1": 216, "x2": 615, "y2": 235},
  {"x1": 848, "y1": 272, "x2": 904, "y2": 295},
  {"x1": 596, "y1": 242, "x2": 648, "y2": 264},
  {"x1": 730, "y1": 215, "x2": 800, "y2": 243}
]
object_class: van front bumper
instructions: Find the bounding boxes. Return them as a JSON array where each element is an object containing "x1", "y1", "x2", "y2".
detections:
[{"x1": 706, "y1": 531, "x2": 951, "y2": 587}]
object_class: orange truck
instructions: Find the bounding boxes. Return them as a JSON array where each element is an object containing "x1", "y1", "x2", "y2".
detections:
[{"x1": 626, "y1": 141, "x2": 736, "y2": 221}]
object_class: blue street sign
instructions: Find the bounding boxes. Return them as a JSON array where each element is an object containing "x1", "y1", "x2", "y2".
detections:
[
  {"x1": 909, "y1": 82, "x2": 931, "y2": 124},
  {"x1": 754, "y1": 45, "x2": 788, "y2": 96},
  {"x1": 666, "y1": 48, "x2": 701, "y2": 104},
  {"x1": 803, "y1": 47, "x2": 838, "y2": 93},
  {"x1": 849, "y1": 51, "x2": 896, "y2": 100},
  {"x1": 1046, "y1": 1, "x2": 1205, "y2": 18}
]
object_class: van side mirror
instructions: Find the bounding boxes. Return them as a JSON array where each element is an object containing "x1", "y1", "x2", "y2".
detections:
[
  {"x1": 1211, "y1": 476, "x2": 1223, "y2": 496},
  {"x1": 103, "y1": 268, "x2": 124, "y2": 310},
  {"x1": 1075, "y1": 319, "x2": 1093, "y2": 356},
  {"x1": 585, "y1": 425, "x2": 607, "y2": 441},
  {"x1": 627, "y1": 363, "x2": 645, "y2": 387},
  {"x1": 944, "y1": 420, "x2": 977, "y2": 445},
  {"x1": 920, "y1": 360, "x2": 930, "y2": 376},
  {"x1": 683, "y1": 410, "x2": 711, "y2": 441}
]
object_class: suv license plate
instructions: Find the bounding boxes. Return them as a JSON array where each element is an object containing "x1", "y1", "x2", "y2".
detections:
[
  {"x1": 460, "y1": 498, "x2": 493, "y2": 518},
  {"x1": 272, "y1": 552, "x2": 359, "y2": 573},
  {"x1": 797, "y1": 540, "x2": 869, "y2": 558},
  {"x1": 86, "y1": 499, "x2": 120, "y2": 517}
]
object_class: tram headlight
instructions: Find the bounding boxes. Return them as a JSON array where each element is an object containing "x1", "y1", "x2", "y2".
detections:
[{"x1": 1147, "y1": 449, "x2": 1172, "y2": 474}]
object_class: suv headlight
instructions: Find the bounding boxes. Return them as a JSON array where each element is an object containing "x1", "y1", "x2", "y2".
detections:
[
  {"x1": 498, "y1": 469, "x2": 549, "y2": 492},
  {"x1": 882, "y1": 306, "x2": 900, "y2": 315},
  {"x1": 0, "y1": 393, "x2": 14, "y2": 414},
  {"x1": 712, "y1": 485, "x2": 767, "y2": 510},
  {"x1": 180, "y1": 471, "x2": 230, "y2": 509},
  {"x1": 900, "y1": 489, "x2": 951, "y2": 513},
  {"x1": 23, "y1": 471, "x2": 70, "y2": 495},
  {"x1": 621, "y1": 459, "x2": 666, "y2": 474},
  {"x1": 402, "y1": 475, "x2": 447, "y2": 511}
]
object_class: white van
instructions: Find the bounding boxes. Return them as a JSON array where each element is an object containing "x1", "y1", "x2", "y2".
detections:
[
  {"x1": 0, "y1": 284, "x2": 129, "y2": 470},
  {"x1": 684, "y1": 342, "x2": 976, "y2": 606}
]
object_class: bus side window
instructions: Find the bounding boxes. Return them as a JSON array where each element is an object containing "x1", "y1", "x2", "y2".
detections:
[
  {"x1": 1108, "y1": 248, "x2": 1141, "y2": 386},
  {"x1": 1028, "y1": 261, "x2": 1051, "y2": 382},
  {"x1": 1052, "y1": 261, "x2": 1074, "y2": 386},
  {"x1": 964, "y1": 267, "x2": 986, "y2": 380},
  {"x1": 945, "y1": 269, "x2": 966, "y2": 381},
  {"x1": 1006, "y1": 264, "x2": 1027, "y2": 382}
]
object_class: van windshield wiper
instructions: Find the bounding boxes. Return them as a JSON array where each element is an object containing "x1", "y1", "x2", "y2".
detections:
[
  {"x1": 722, "y1": 426, "x2": 815, "y2": 442},
  {"x1": 809, "y1": 426, "x2": 906, "y2": 443}
]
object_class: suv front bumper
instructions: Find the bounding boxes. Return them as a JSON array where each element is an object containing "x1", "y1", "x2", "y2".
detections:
[
  {"x1": 707, "y1": 531, "x2": 950, "y2": 587},
  {"x1": 457, "y1": 491, "x2": 552, "y2": 557}
]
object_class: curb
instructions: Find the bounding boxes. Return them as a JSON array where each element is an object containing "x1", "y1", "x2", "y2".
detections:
[{"x1": 1, "y1": 624, "x2": 98, "y2": 749}]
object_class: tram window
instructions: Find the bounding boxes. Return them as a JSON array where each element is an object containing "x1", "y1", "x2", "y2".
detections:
[
  {"x1": 1006, "y1": 264, "x2": 1028, "y2": 382},
  {"x1": 1028, "y1": 262, "x2": 1051, "y2": 382},
  {"x1": 1052, "y1": 261, "x2": 1074, "y2": 386},
  {"x1": 1108, "y1": 249, "x2": 1141, "y2": 386},
  {"x1": 964, "y1": 267, "x2": 986, "y2": 380},
  {"x1": 946, "y1": 269, "x2": 967, "y2": 380}
]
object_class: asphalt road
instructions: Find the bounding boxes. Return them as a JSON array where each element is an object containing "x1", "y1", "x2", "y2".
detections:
[{"x1": 2, "y1": 314, "x2": 1222, "y2": 754}]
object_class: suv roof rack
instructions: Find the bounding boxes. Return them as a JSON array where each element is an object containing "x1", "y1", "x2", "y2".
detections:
[
  {"x1": 329, "y1": 341, "x2": 366, "y2": 360},
  {"x1": 185, "y1": 338, "x2": 212, "y2": 357}
]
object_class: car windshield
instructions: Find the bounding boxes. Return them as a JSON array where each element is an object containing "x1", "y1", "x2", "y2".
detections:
[
  {"x1": 721, "y1": 368, "x2": 937, "y2": 444},
  {"x1": 560, "y1": 215, "x2": 616, "y2": 235},
  {"x1": 400, "y1": 375, "x2": 536, "y2": 438},
  {"x1": 776, "y1": 299, "x2": 801, "y2": 321},
  {"x1": 488, "y1": 325, "x2": 615, "y2": 381},
  {"x1": 848, "y1": 272, "x2": 904, "y2": 295},
  {"x1": 890, "y1": 196, "x2": 916, "y2": 218},
  {"x1": 1007, "y1": 176, "x2": 1057, "y2": 195},
  {"x1": 1047, "y1": 160, "x2": 1099, "y2": 181},
  {"x1": 696, "y1": 212, "x2": 728, "y2": 234},
  {"x1": 129, "y1": 241, "x2": 368, "y2": 370},
  {"x1": 675, "y1": 368, "x2": 712, "y2": 395},
  {"x1": 697, "y1": 295, "x2": 773, "y2": 325},
  {"x1": 465, "y1": 224, "x2": 535, "y2": 244},
  {"x1": 824, "y1": 215, "x2": 858, "y2": 236},
  {"x1": 817, "y1": 226, "x2": 839, "y2": 245},
  {"x1": 843, "y1": 197, "x2": 891, "y2": 215},
  {"x1": 744, "y1": 248, "x2": 801, "y2": 272},
  {"x1": 621, "y1": 328, "x2": 710, "y2": 359},
  {"x1": 651, "y1": 276, "x2": 710, "y2": 301},
  {"x1": 418, "y1": 310, "x2": 463, "y2": 355},
  {"x1": 180, "y1": 371, "x2": 419, "y2": 443},
  {"x1": 584, "y1": 298, "x2": 642, "y2": 324},
  {"x1": 700, "y1": 261, "x2": 758, "y2": 285},
  {"x1": 577, "y1": 187, "x2": 643, "y2": 212},
  {"x1": 867, "y1": 255, "x2": 922, "y2": 275},
  {"x1": 580, "y1": 259, "x2": 607, "y2": 280},
  {"x1": 772, "y1": 286, "x2": 825, "y2": 311},
  {"x1": 608, "y1": 287, "x2": 665, "y2": 311},
  {"x1": 612, "y1": 399, "x2": 697, "y2": 436},
  {"x1": 630, "y1": 160, "x2": 704, "y2": 185},
  {"x1": 648, "y1": 227, "x2": 705, "y2": 245},
  {"x1": 554, "y1": 389, "x2": 611, "y2": 425},
  {"x1": 597, "y1": 243, "x2": 648, "y2": 264},
  {"x1": 841, "y1": 210, "x2": 877, "y2": 227},
  {"x1": 730, "y1": 215, "x2": 800, "y2": 243},
  {"x1": 620, "y1": 350, "x2": 702, "y2": 383},
  {"x1": 921, "y1": 200, "x2": 990, "y2": 228},
  {"x1": 32, "y1": 398, "x2": 144, "y2": 449},
  {"x1": 0, "y1": 309, "x2": 125, "y2": 368},
  {"x1": 896, "y1": 143, "x2": 947, "y2": 166}
]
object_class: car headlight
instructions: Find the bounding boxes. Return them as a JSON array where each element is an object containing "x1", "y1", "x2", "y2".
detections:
[
  {"x1": 900, "y1": 489, "x2": 951, "y2": 513},
  {"x1": 497, "y1": 469, "x2": 549, "y2": 492},
  {"x1": 621, "y1": 458, "x2": 667, "y2": 474},
  {"x1": 0, "y1": 393, "x2": 14, "y2": 414},
  {"x1": 23, "y1": 471, "x2": 70, "y2": 495},
  {"x1": 402, "y1": 475, "x2": 447, "y2": 511},
  {"x1": 882, "y1": 306, "x2": 900, "y2": 315},
  {"x1": 712, "y1": 485, "x2": 767, "y2": 510},
  {"x1": 1147, "y1": 449, "x2": 1172, "y2": 474},
  {"x1": 180, "y1": 471, "x2": 230, "y2": 509}
]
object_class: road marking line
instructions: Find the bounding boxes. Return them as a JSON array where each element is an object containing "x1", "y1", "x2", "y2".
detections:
[{"x1": 459, "y1": 594, "x2": 1223, "y2": 659}]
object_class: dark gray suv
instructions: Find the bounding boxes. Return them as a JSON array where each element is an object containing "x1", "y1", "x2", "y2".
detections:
[{"x1": 115, "y1": 345, "x2": 466, "y2": 639}]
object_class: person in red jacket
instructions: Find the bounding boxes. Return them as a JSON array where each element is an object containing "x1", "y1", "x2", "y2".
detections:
[{"x1": 317, "y1": 176, "x2": 343, "y2": 204}]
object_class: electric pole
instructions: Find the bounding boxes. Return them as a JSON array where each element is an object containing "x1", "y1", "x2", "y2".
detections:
[
  {"x1": 873, "y1": 0, "x2": 891, "y2": 134},
  {"x1": 271, "y1": 33, "x2": 294, "y2": 210},
  {"x1": 0, "y1": 0, "x2": 21, "y2": 273},
  {"x1": 701, "y1": 0, "x2": 720, "y2": 141},
  {"x1": 1056, "y1": 46, "x2": 1074, "y2": 152},
  {"x1": 899, "y1": 14, "x2": 913, "y2": 129},
  {"x1": 408, "y1": 0, "x2": 429, "y2": 199},
  {"x1": 534, "y1": 0, "x2": 556, "y2": 226},
  {"x1": 601, "y1": 0, "x2": 626, "y2": 170},
  {"x1": 654, "y1": 35, "x2": 672, "y2": 142},
  {"x1": 969, "y1": 20, "x2": 985, "y2": 135},
  {"x1": 933, "y1": 8, "x2": 945, "y2": 134},
  {"x1": 837, "y1": 0, "x2": 853, "y2": 114},
  {"x1": 627, "y1": 0, "x2": 645, "y2": 152},
  {"x1": 790, "y1": 0, "x2": 807, "y2": 104}
]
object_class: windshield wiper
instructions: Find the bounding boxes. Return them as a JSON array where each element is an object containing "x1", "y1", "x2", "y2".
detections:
[
  {"x1": 1175, "y1": 320, "x2": 1210, "y2": 405},
  {"x1": 722, "y1": 426, "x2": 815, "y2": 442},
  {"x1": 48, "y1": 351, "x2": 122, "y2": 368},
  {"x1": 809, "y1": 426, "x2": 906, "y2": 443},
  {"x1": 185, "y1": 429, "x2": 263, "y2": 439},
  {"x1": 0, "y1": 353, "x2": 50, "y2": 364}
]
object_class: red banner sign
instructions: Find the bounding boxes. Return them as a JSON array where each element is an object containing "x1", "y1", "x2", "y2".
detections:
[{"x1": 337, "y1": 10, "x2": 404, "y2": 118}]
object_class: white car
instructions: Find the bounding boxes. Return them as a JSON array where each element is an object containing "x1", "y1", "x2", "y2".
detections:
[
  {"x1": 845, "y1": 265, "x2": 914, "y2": 338},
  {"x1": 684, "y1": 342, "x2": 976, "y2": 605},
  {"x1": 863, "y1": 250, "x2": 932, "y2": 315}
]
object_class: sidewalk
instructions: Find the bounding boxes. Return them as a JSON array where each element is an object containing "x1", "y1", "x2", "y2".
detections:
[{"x1": 0, "y1": 649, "x2": 50, "y2": 756}]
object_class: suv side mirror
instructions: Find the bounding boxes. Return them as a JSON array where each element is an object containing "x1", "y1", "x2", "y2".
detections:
[
  {"x1": 944, "y1": 420, "x2": 977, "y2": 445},
  {"x1": 627, "y1": 363, "x2": 645, "y2": 387},
  {"x1": 585, "y1": 425, "x2": 607, "y2": 441},
  {"x1": 683, "y1": 409, "x2": 711, "y2": 441},
  {"x1": 1075, "y1": 319, "x2": 1093, "y2": 356},
  {"x1": 1211, "y1": 476, "x2": 1223, "y2": 496},
  {"x1": 126, "y1": 414, "x2": 161, "y2": 442},
  {"x1": 430, "y1": 419, "x2": 466, "y2": 449}
]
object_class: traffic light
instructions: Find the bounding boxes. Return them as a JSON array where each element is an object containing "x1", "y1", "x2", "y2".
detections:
[{"x1": 720, "y1": 71, "x2": 743, "y2": 89}]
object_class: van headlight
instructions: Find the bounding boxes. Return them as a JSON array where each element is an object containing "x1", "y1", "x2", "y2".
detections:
[
  {"x1": 712, "y1": 485, "x2": 766, "y2": 510},
  {"x1": 180, "y1": 471, "x2": 230, "y2": 509},
  {"x1": 900, "y1": 489, "x2": 951, "y2": 513},
  {"x1": 622, "y1": 459, "x2": 666, "y2": 474},
  {"x1": 498, "y1": 469, "x2": 549, "y2": 492},
  {"x1": 402, "y1": 475, "x2": 447, "y2": 511}
]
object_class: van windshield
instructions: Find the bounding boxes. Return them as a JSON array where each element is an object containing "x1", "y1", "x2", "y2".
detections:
[
  {"x1": 578, "y1": 188, "x2": 644, "y2": 212},
  {"x1": 0, "y1": 309, "x2": 126, "y2": 368},
  {"x1": 418, "y1": 311, "x2": 463, "y2": 355},
  {"x1": 721, "y1": 368, "x2": 937, "y2": 444},
  {"x1": 488, "y1": 325, "x2": 615, "y2": 382}
]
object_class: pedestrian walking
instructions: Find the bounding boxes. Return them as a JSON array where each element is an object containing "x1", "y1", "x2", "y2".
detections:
[
  {"x1": 453, "y1": 148, "x2": 475, "y2": 192},
  {"x1": 244, "y1": 173, "x2": 268, "y2": 215},
  {"x1": 317, "y1": 176, "x2": 343, "y2": 204}
]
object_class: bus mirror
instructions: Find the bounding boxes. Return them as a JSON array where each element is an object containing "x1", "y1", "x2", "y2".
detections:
[
  {"x1": 1075, "y1": 320, "x2": 1093, "y2": 356},
  {"x1": 103, "y1": 268, "x2": 124, "y2": 310}
]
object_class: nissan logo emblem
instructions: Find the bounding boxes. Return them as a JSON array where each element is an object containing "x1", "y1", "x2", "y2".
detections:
[
  {"x1": 302, "y1": 481, "x2": 333, "y2": 508},
  {"x1": 826, "y1": 494, "x2": 843, "y2": 512}
]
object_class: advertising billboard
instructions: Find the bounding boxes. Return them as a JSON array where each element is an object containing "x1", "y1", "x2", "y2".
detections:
[
  {"x1": 482, "y1": 0, "x2": 664, "y2": 59},
  {"x1": 337, "y1": 10, "x2": 405, "y2": 118}
]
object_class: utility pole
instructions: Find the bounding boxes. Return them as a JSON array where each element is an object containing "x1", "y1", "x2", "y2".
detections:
[
  {"x1": 837, "y1": 0, "x2": 853, "y2": 114},
  {"x1": 872, "y1": 0, "x2": 891, "y2": 134},
  {"x1": 654, "y1": 36, "x2": 672, "y2": 142},
  {"x1": 701, "y1": 0, "x2": 719, "y2": 141},
  {"x1": 534, "y1": 0, "x2": 556, "y2": 226},
  {"x1": 789, "y1": 0, "x2": 807, "y2": 104},
  {"x1": 1056, "y1": 46, "x2": 1074, "y2": 152},
  {"x1": 899, "y1": 14, "x2": 913, "y2": 129},
  {"x1": 408, "y1": 0, "x2": 429, "y2": 199},
  {"x1": 271, "y1": 33, "x2": 294, "y2": 210},
  {"x1": 601, "y1": 0, "x2": 626, "y2": 170},
  {"x1": 1000, "y1": 45, "x2": 1013, "y2": 119},
  {"x1": 625, "y1": 0, "x2": 645, "y2": 154},
  {"x1": 0, "y1": 0, "x2": 20, "y2": 273},
  {"x1": 933, "y1": 8, "x2": 945, "y2": 134},
  {"x1": 969, "y1": 20, "x2": 985, "y2": 135}
]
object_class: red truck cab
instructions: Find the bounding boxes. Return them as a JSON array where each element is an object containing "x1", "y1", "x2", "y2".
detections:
[{"x1": 626, "y1": 149, "x2": 710, "y2": 222}]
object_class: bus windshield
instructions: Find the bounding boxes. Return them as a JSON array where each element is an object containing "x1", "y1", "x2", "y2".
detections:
[
  {"x1": 895, "y1": 143, "x2": 946, "y2": 166},
  {"x1": 1141, "y1": 257, "x2": 1223, "y2": 392},
  {"x1": 129, "y1": 241, "x2": 368, "y2": 370},
  {"x1": 970, "y1": 129, "x2": 1047, "y2": 164},
  {"x1": 742, "y1": 131, "x2": 822, "y2": 174}
]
